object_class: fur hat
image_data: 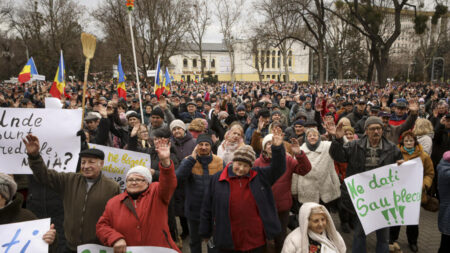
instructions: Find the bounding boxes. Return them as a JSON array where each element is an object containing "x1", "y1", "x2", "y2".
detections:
[
  {"x1": 126, "y1": 166, "x2": 152, "y2": 184},
  {"x1": 364, "y1": 116, "x2": 383, "y2": 130},
  {"x1": 188, "y1": 118, "x2": 206, "y2": 132},
  {"x1": 170, "y1": 119, "x2": 186, "y2": 132},
  {"x1": 262, "y1": 134, "x2": 274, "y2": 150},
  {"x1": 232, "y1": 145, "x2": 256, "y2": 166},
  {"x1": 0, "y1": 173, "x2": 17, "y2": 202}
]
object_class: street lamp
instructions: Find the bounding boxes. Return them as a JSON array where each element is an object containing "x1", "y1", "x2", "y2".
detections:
[{"x1": 431, "y1": 57, "x2": 445, "y2": 83}]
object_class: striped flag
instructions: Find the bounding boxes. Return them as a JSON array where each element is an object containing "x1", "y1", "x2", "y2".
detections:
[
  {"x1": 49, "y1": 51, "x2": 69, "y2": 99},
  {"x1": 18, "y1": 57, "x2": 38, "y2": 83},
  {"x1": 117, "y1": 55, "x2": 127, "y2": 100}
]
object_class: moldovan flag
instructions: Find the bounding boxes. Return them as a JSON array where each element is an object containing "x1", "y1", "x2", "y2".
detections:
[
  {"x1": 49, "y1": 51, "x2": 68, "y2": 99},
  {"x1": 164, "y1": 67, "x2": 171, "y2": 95},
  {"x1": 117, "y1": 54, "x2": 127, "y2": 100},
  {"x1": 154, "y1": 57, "x2": 163, "y2": 99},
  {"x1": 18, "y1": 57, "x2": 38, "y2": 83}
]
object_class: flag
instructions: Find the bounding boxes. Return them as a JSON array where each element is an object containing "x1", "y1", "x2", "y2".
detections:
[
  {"x1": 117, "y1": 55, "x2": 127, "y2": 100},
  {"x1": 221, "y1": 84, "x2": 228, "y2": 94},
  {"x1": 49, "y1": 51, "x2": 69, "y2": 99},
  {"x1": 18, "y1": 57, "x2": 38, "y2": 83},
  {"x1": 164, "y1": 67, "x2": 171, "y2": 95},
  {"x1": 233, "y1": 83, "x2": 237, "y2": 93},
  {"x1": 154, "y1": 57, "x2": 163, "y2": 98}
]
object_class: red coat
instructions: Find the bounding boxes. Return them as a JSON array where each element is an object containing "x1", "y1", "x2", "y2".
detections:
[
  {"x1": 96, "y1": 161, "x2": 180, "y2": 252},
  {"x1": 254, "y1": 151, "x2": 311, "y2": 212}
]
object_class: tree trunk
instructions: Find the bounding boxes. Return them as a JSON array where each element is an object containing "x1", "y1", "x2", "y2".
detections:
[
  {"x1": 229, "y1": 49, "x2": 235, "y2": 82},
  {"x1": 375, "y1": 50, "x2": 389, "y2": 88},
  {"x1": 422, "y1": 66, "x2": 428, "y2": 82},
  {"x1": 317, "y1": 49, "x2": 325, "y2": 85},
  {"x1": 367, "y1": 57, "x2": 374, "y2": 83}
]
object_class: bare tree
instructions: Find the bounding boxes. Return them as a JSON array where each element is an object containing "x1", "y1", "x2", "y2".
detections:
[
  {"x1": 246, "y1": 34, "x2": 271, "y2": 82},
  {"x1": 188, "y1": 0, "x2": 211, "y2": 79},
  {"x1": 214, "y1": 0, "x2": 245, "y2": 82}
]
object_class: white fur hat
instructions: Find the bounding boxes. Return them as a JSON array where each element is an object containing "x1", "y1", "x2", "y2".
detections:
[
  {"x1": 126, "y1": 166, "x2": 152, "y2": 184},
  {"x1": 262, "y1": 134, "x2": 274, "y2": 150}
]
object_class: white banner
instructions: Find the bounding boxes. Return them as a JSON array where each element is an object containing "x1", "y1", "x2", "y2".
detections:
[
  {"x1": 45, "y1": 97, "x2": 63, "y2": 109},
  {"x1": 89, "y1": 144, "x2": 150, "y2": 191},
  {"x1": 345, "y1": 158, "x2": 423, "y2": 234},
  {"x1": 0, "y1": 108, "x2": 81, "y2": 174},
  {"x1": 0, "y1": 218, "x2": 50, "y2": 253},
  {"x1": 78, "y1": 244, "x2": 178, "y2": 253}
]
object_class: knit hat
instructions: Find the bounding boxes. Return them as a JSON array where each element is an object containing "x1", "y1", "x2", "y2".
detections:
[
  {"x1": 293, "y1": 120, "x2": 305, "y2": 126},
  {"x1": 271, "y1": 110, "x2": 281, "y2": 117},
  {"x1": 364, "y1": 116, "x2": 383, "y2": 129},
  {"x1": 444, "y1": 151, "x2": 450, "y2": 162},
  {"x1": 232, "y1": 145, "x2": 256, "y2": 166},
  {"x1": 0, "y1": 173, "x2": 17, "y2": 202},
  {"x1": 126, "y1": 111, "x2": 140, "y2": 120},
  {"x1": 236, "y1": 104, "x2": 246, "y2": 111},
  {"x1": 196, "y1": 134, "x2": 212, "y2": 145},
  {"x1": 170, "y1": 119, "x2": 186, "y2": 132},
  {"x1": 188, "y1": 118, "x2": 206, "y2": 132},
  {"x1": 126, "y1": 166, "x2": 152, "y2": 184},
  {"x1": 262, "y1": 134, "x2": 274, "y2": 150},
  {"x1": 151, "y1": 107, "x2": 165, "y2": 119}
]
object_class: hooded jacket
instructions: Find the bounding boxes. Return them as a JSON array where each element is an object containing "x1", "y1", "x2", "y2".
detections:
[
  {"x1": 437, "y1": 157, "x2": 450, "y2": 235},
  {"x1": 281, "y1": 202, "x2": 346, "y2": 253}
]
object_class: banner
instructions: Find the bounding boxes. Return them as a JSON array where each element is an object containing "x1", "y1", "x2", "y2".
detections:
[
  {"x1": 344, "y1": 158, "x2": 423, "y2": 234},
  {"x1": 45, "y1": 97, "x2": 63, "y2": 109},
  {"x1": 0, "y1": 218, "x2": 50, "y2": 253},
  {"x1": 78, "y1": 244, "x2": 178, "y2": 253},
  {"x1": 0, "y1": 108, "x2": 81, "y2": 174},
  {"x1": 89, "y1": 144, "x2": 150, "y2": 190}
]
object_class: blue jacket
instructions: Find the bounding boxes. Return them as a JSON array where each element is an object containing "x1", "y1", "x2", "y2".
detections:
[
  {"x1": 199, "y1": 144, "x2": 286, "y2": 250},
  {"x1": 179, "y1": 111, "x2": 205, "y2": 124},
  {"x1": 438, "y1": 158, "x2": 450, "y2": 235},
  {"x1": 176, "y1": 154, "x2": 225, "y2": 220}
]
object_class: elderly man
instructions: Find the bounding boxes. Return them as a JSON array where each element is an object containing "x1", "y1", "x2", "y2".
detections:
[
  {"x1": 176, "y1": 134, "x2": 225, "y2": 253},
  {"x1": 23, "y1": 134, "x2": 120, "y2": 253},
  {"x1": 179, "y1": 101, "x2": 205, "y2": 123},
  {"x1": 328, "y1": 117, "x2": 404, "y2": 253}
]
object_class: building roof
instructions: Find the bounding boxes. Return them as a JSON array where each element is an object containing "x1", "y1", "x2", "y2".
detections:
[{"x1": 181, "y1": 42, "x2": 228, "y2": 52}]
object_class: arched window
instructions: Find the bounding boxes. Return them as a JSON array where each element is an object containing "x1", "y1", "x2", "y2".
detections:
[
  {"x1": 193, "y1": 59, "x2": 197, "y2": 68},
  {"x1": 183, "y1": 59, "x2": 188, "y2": 67}
]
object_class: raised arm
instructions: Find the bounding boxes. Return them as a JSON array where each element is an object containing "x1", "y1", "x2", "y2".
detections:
[{"x1": 155, "y1": 138, "x2": 177, "y2": 205}]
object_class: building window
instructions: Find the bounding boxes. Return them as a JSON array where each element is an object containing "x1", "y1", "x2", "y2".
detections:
[
  {"x1": 193, "y1": 59, "x2": 197, "y2": 68},
  {"x1": 288, "y1": 51, "x2": 292, "y2": 67},
  {"x1": 181, "y1": 75, "x2": 185, "y2": 81},
  {"x1": 266, "y1": 51, "x2": 270, "y2": 68},
  {"x1": 202, "y1": 59, "x2": 206, "y2": 68},
  {"x1": 272, "y1": 51, "x2": 276, "y2": 68},
  {"x1": 211, "y1": 59, "x2": 215, "y2": 68},
  {"x1": 266, "y1": 75, "x2": 270, "y2": 79},
  {"x1": 272, "y1": 75, "x2": 276, "y2": 79},
  {"x1": 183, "y1": 59, "x2": 188, "y2": 68}
]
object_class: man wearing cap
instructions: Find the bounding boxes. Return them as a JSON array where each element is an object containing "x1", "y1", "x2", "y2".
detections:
[
  {"x1": 176, "y1": 134, "x2": 225, "y2": 253},
  {"x1": 179, "y1": 101, "x2": 205, "y2": 123},
  {"x1": 96, "y1": 139, "x2": 180, "y2": 253},
  {"x1": 245, "y1": 108, "x2": 271, "y2": 144},
  {"x1": 389, "y1": 99, "x2": 409, "y2": 126},
  {"x1": 23, "y1": 134, "x2": 120, "y2": 252},
  {"x1": 84, "y1": 107, "x2": 110, "y2": 145},
  {"x1": 432, "y1": 113, "x2": 450, "y2": 169},
  {"x1": 147, "y1": 97, "x2": 175, "y2": 138},
  {"x1": 379, "y1": 100, "x2": 419, "y2": 144},
  {"x1": 354, "y1": 105, "x2": 381, "y2": 136},
  {"x1": 298, "y1": 100, "x2": 315, "y2": 122},
  {"x1": 337, "y1": 101, "x2": 354, "y2": 121},
  {"x1": 328, "y1": 117, "x2": 404, "y2": 253}
]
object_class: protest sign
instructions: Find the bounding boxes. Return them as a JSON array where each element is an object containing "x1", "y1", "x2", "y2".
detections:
[
  {"x1": 0, "y1": 218, "x2": 50, "y2": 253},
  {"x1": 0, "y1": 108, "x2": 81, "y2": 174},
  {"x1": 78, "y1": 244, "x2": 178, "y2": 253},
  {"x1": 45, "y1": 97, "x2": 63, "y2": 109},
  {"x1": 89, "y1": 144, "x2": 150, "y2": 190},
  {"x1": 344, "y1": 158, "x2": 423, "y2": 234}
]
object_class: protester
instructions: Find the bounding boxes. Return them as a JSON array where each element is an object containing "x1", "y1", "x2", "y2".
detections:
[
  {"x1": 23, "y1": 135, "x2": 120, "y2": 252},
  {"x1": 328, "y1": 116, "x2": 404, "y2": 253},
  {"x1": 437, "y1": 151, "x2": 450, "y2": 253},
  {"x1": 389, "y1": 131, "x2": 434, "y2": 252},
  {"x1": 254, "y1": 134, "x2": 311, "y2": 252},
  {"x1": 96, "y1": 139, "x2": 180, "y2": 253},
  {"x1": 199, "y1": 133, "x2": 286, "y2": 252},
  {"x1": 281, "y1": 202, "x2": 346, "y2": 253},
  {"x1": 217, "y1": 123, "x2": 245, "y2": 164},
  {"x1": 412, "y1": 118, "x2": 434, "y2": 156},
  {"x1": 176, "y1": 134, "x2": 225, "y2": 253}
]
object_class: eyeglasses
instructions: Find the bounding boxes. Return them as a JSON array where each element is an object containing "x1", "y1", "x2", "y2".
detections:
[
  {"x1": 367, "y1": 127, "x2": 382, "y2": 132},
  {"x1": 126, "y1": 178, "x2": 146, "y2": 184}
]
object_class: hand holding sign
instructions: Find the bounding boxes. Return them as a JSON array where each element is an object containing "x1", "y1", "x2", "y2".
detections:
[
  {"x1": 42, "y1": 224, "x2": 56, "y2": 244},
  {"x1": 113, "y1": 239, "x2": 127, "y2": 253},
  {"x1": 23, "y1": 134, "x2": 40, "y2": 157}
]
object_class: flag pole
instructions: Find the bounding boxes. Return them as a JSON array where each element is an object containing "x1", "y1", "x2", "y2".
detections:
[{"x1": 127, "y1": 9, "x2": 144, "y2": 123}]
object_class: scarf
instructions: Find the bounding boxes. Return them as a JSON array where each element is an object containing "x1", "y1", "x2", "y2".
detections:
[
  {"x1": 308, "y1": 230, "x2": 338, "y2": 253},
  {"x1": 306, "y1": 138, "x2": 321, "y2": 152},
  {"x1": 127, "y1": 186, "x2": 149, "y2": 200},
  {"x1": 404, "y1": 146, "x2": 415, "y2": 155}
]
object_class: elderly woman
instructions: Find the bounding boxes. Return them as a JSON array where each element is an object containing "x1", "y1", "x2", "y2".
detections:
[
  {"x1": 96, "y1": 139, "x2": 180, "y2": 253},
  {"x1": 0, "y1": 173, "x2": 57, "y2": 250},
  {"x1": 282, "y1": 202, "x2": 346, "y2": 253},
  {"x1": 200, "y1": 133, "x2": 286, "y2": 252},
  {"x1": 389, "y1": 131, "x2": 434, "y2": 252},
  {"x1": 294, "y1": 128, "x2": 341, "y2": 207},
  {"x1": 217, "y1": 123, "x2": 245, "y2": 164}
]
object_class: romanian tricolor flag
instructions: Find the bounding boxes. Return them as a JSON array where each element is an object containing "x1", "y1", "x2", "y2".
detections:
[
  {"x1": 163, "y1": 67, "x2": 171, "y2": 95},
  {"x1": 154, "y1": 57, "x2": 163, "y2": 99},
  {"x1": 49, "y1": 51, "x2": 68, "y2": 99},
  {"x1": 18, "y1": 57, "x2": 38, "y2": 83},
  {"x1": 117, "y1": 54, "x2": 127, "y2": 100}
]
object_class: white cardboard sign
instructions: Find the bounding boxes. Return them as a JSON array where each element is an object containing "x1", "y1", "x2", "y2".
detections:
[
  {"x1": 78, "y1": 244, "x2": 178, "y2": 253},
  {"x1": 0, "y1": 108, "x2": 81, "y2": 174},
  {"x1": 344, "y1": 158, "x2": 423, "y2": 234},
  {"x1": 0, "y1": 218, "x2": 50, "y2": 253}
]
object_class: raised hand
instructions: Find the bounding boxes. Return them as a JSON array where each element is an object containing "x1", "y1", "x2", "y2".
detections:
[
  {"x1": 130, "y1": 123, "x2": 141, "y2": 137},
  {"x1": 290, "y1": 138, "x2": 301, "y2": 155},
  {"x1": 191, "y1": 145, "x2": 198, "y2": 159},
  {"x1": 257, "y1": 117, "x2": 266, "y2": 132},
  {"x1": 155, "y1": 138, "x2": 171, "y2": 167},
  {"x1": 408, "y1": 99, "x2": 419, "y2": 113},
  {"x1": 159, "y1": 96, "x2": 167, "y2": 110},
  {"x1": 23, "y1": 134, "x2": 40, "y2": 156},
  {"x1": 272, "y1": 132, "x2": 283, "y2": 147}
]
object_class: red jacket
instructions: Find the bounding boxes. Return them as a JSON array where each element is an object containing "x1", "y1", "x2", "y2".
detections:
[
  {"x1": 96, "y1": 161, "x2": 180, "y2": 252},
  {"x1": 254, "y1": 151, "x2": 311, "y2": 212}
]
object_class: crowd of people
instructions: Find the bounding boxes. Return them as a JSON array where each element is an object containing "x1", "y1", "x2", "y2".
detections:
[{"x1": 0, "y1": 79, "x2": 449, "y2": 253}]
